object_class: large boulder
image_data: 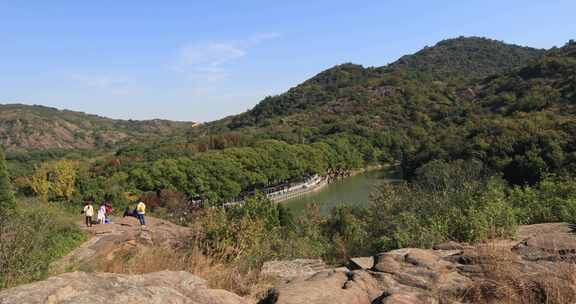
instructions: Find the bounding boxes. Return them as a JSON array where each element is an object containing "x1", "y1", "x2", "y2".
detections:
[
  {"x1": 260, "y1": 270, "x2": 381, "y2": 304},
  {"x1": 0, "y1": 271, "x2": 248, "y2": 304},
  {"x1": 514, "y1": 233, "x2": 576, "y2": 261},
  {"x1": 372, "y1": 248, "x2": 471, "y2": 298},
  {"x1": 50, "y1": 217, "x2": 191, "y2": 274},
  {"x1": 349, "y1": 257, "x2": 374, "y2": 270}
]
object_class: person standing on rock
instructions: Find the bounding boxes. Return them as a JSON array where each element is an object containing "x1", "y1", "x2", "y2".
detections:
[
  {"x1": 136, "y1": 201, "x2": 146, "y2": 226},
  {"x1": 105, "y1": 202, "x2": 113, "y2": 223},
  {"x1": 83, "y1": 201, "x2": 94, "y2": 228},
  {"x1": 97, "y1": 204, "x2": 106, "y2": 224}
]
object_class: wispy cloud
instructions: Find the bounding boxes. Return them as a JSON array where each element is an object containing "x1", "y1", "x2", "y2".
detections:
[
  {"x1": 71, "y1": 74, "x2": 133, "y2": 94},
  {"x1": 171, "y1": 32, "x2": 280, "y2": 82}
]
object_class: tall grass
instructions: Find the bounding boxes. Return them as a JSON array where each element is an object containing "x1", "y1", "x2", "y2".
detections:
[
  {"x1": 464, "y1": 242, "x2": 576, "y2": 303},
  {"x1": 96, "y1": 240, "x2": 274, "y2": 298}
]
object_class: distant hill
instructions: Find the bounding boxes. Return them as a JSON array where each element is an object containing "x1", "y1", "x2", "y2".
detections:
[
  {"x1": 0, "y1": 104, "x2": 194, "y2": 151},
  {"x1": 208, "y1": 37, "x2": 545, "y2": 133},
  {"x1": 388, "y1": 36, "x2": 545, "y2": 81},
  {"x1": 186, "y1": 37, "x2": 576, "y2": 185}
]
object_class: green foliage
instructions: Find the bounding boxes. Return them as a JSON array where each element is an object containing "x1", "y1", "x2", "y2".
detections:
[
  {"x1": 322, "y1": 205, "x2": 370, "y2": 261},
  {"x1": 509, "y1": 176, "x2": 576, "y2": 224},
  {"x1": 72, "y1": 134, "x2": 377, "y2": 206},
  {"x1": 194, "y1": 195, "x2": 326, "y2": 268},
  {"x1": 367, "y1": 160, "x2": 517, "y2": 250},
  {"x1": 0, "y1": 199, "x2": 86, "y2": 289},
  {"x1": 389, "y1": 37, "x2": 544, "y2": 82},
  {"x1": 0, "y1": 147, "x2": 15, "y2": 219}
]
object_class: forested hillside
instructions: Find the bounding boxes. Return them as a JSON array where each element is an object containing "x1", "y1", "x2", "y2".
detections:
[
  {"x1": 0, "y1": 104, "x2": 193, "y2": 151},
  {"x1": 214, "y1": 37, "x2": 544, "y2": 132},
  {"x1": 388, "y1": 36, "x2": 545, "y2": 81},
  {"x1": 6, "y1": 37, "x2": 576, "y2": 302},
  {"x1": 7, "y1": 37, "x2": 576, "y2": 209},
  {"x1": 403, "y1": 39, "x2": 576, "y2": 184}
]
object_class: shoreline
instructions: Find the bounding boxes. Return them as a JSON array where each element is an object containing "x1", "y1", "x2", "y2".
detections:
[
  {"x1": 225, "y1": 162, "x2": 399, "y2": 206},
  {"x1": 276, "y1": 162, "x2": 399, "y2": 204}
]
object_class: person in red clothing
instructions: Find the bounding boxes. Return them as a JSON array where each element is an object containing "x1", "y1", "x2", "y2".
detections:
[{"x1": 104, "y1": 202, "x2": 113, "y2": 224}]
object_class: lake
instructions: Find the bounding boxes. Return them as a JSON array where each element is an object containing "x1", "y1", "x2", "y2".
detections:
[{"x1": 283, "y1": 168, "x2": 400, "y2": 215}]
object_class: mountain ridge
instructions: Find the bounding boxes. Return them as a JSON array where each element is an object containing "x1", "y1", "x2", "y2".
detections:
[
  {"x1": 0, "y1": 103, "x2": 195, "y2": 151},
  {"x1": 0, "y1": 37, "x2": 553, "y2": 152}
]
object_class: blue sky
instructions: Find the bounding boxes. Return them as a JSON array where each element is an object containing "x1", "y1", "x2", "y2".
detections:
[{"x1": 1, "y1": 1, "x2": 575, "y2": 122}]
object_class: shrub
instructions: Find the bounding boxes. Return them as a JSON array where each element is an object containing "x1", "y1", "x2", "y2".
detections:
[
  {"x1": 509, "y1": 176, "x2": 576, "y2": 224},
  {"x1": 365, "y1": 160, "x2": 516, "y2": 251},
  {"x1": 0, "y1": 199, "x2": 86, "y2": 289},
  {"x1": 193, "y1": 194, "x2": 326, "y2": 269}
]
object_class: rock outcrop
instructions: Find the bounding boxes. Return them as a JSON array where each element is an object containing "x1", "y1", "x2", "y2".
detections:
[
  {"x1": 261, "y1": 222, "x2": 576, "y2": 304},
  {"x1": 261, "y1": 270, "x2": 381, "y2": 304},
  {"x1": 4, "y1": 220, "x2": 576, "y2": 304},
  {"x1": 50, "y1": 216, "x2": 191, "y2": 274},
  {"x1": 261, "y1": 259, "x2": 331, "y2": 282},
  {"x1": 0, "y1": 271, "x2": 249, "y2": 304}
]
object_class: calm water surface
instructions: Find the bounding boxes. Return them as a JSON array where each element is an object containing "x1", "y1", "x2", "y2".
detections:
[{"x1": 284, "y1": 169, "x2": 400, "y2": 215}]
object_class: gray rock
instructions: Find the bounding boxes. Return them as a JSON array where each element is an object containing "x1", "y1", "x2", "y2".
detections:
[
  {"x1": 260, "y1": 270, "x2": 381, "y2": 304},
  {"x1": 432, "y1": 241, "x2": 464, "y2": 251},
  {"x1": 349, "y1": 257, "x2": 374, "y2": 270},
  {"x1": 261, "y1": 259, "x2": 330, "y2": 282},
  {"x1": 0, "y1": 271, "x2": 248, "y2": 304},
  {"x1": 514, "y1": 232, "x2": 576, "y2": 261},
  {"x1": 379, "y1": 292, "x2": 439, "y2": 304}
]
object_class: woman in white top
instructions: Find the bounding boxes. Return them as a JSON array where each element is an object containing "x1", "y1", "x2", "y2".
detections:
[{"x1": 97, "y1": 204, "x2": 106, "y2": 224}]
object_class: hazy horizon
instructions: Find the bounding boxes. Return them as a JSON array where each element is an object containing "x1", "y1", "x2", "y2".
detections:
[{"x1": 1, "y1": 1, "x2": 575, "y2": 122}]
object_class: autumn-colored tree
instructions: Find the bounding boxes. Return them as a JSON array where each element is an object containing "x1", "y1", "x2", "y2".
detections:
[
  {"x1": 51, "y1": 160, "x2": 78, "y2": 201},
  {"x1": 29, "y1": 160, "x2": 78, "y2": 201},
  {"x1": 30, "y1": 165, "x2": 50, "y2": 201}
]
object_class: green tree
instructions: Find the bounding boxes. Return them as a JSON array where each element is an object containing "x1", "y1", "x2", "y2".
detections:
[{"x1": 0, "y1": 147, "x2": 15, "y2": 219}]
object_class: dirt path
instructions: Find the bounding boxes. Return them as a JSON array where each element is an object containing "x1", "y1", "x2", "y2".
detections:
[{"x1": 50, "y1": 215, "x2": 191, "y2": 274}]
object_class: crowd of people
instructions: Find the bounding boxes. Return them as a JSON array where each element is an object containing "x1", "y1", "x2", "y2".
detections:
[{"x1": 82, "y1": 200, "x2": 146, "y2": 228}]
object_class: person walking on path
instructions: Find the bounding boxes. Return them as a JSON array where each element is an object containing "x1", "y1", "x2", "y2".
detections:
[
  {"x1": 83, "y1": 201, "x2": 94, "y2": 228},
  {"x1": 136, "y1": 201, "x2": 146, "y2": 226}
]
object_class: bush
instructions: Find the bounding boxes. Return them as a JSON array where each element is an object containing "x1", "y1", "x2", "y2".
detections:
[
  {"x1": 0, "y1": 199, "x2": 86, "y2": 289},
  {"x1": 193, "y1": 194, "x2": 326, "y2": 269},
  {"x1": 509, "y1": 176, "x2": 576, "y2": 224}
]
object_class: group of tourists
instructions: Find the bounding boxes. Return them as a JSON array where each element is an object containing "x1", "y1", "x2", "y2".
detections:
[{"x1": 82, "y1": 200, "x2": 146, "y2": 228}]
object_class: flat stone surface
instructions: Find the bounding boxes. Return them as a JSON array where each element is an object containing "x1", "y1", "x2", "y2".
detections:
[
  {"x1": 261, "y1": 259, "x2": 331, "y2": 282},
  {"x1": 261, "y1": 270, "x2": 381, "y2": 304},
  {"x1": 50, "y1": 216, "x2": 191, "y2": 274},
  {"x1": 517, "y1": 222, "x2": 574, "y2": 240},
  {"x1": 433, "y1": 241, "x2": 464, "y2": 251},
  {"x1": 0, "y1": 271, "x2": 249, "y2": 304},
  {"x1": 525, "y1": 233, "x2": 576, "y2": 252}
]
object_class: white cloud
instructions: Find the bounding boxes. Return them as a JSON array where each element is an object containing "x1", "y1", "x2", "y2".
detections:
[
  {"x1": 172, "y1": 32, "x2": 280, "y2": 82},
  {"x1": 179, "y1": 42, "x2": 246, "y2": 67},
  {"x1": 72, "y1": 74, "x2": 130, "y2": 88},
  {"x1": 71, "y1": 74, "x2": 133, "y2": 94}
]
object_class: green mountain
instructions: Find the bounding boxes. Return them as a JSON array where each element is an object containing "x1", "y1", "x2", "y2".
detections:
[
  {"x1": 191, "y1": 37, "x2": 576, "y2": 187},
  {"x1": 388, "y1": 36, "x2": 545, "y2": 81},
  {"x1": 8, "y1": 37, "x2": 575, "y2": 205},
  {"x1": 403, "y1": 39, "x2": 576, "y2": 184},
  {"x1": 0, "y1": 104, "x2": 195, "y2": 151},
  {"x1": 207, "y1": 37, "x2": 544, "y2": 138}
]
